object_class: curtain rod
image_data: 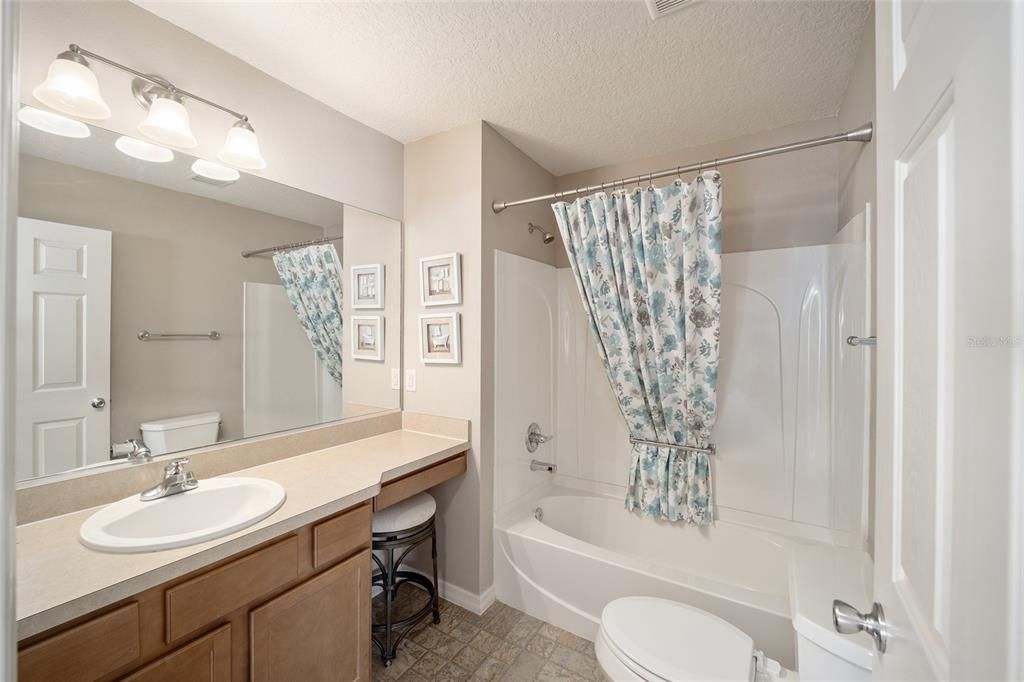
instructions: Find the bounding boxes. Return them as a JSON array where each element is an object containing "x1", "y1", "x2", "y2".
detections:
[
  {"x1": 241, "y1": 235, "x2": 342, "y2": 259},
  {"x1": 491, "y1": 122, "x2": 873, "y2": 213}
]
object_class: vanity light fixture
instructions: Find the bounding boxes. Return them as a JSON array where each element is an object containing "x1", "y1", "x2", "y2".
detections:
[
  {"x1": 217, "y1": 119, "x2": 266, "y2": 170},
  {"x1": 114, "y1": 135, "x2": 174, "y2": 163},
  {"x1": 32, "y1": 49, "x2": 111, "y2": 120},
  {"x1": 138, "y1": 95, "x2": 198, "y2": 149},
  {"x1": 17, "y1": 105, "x2": 91, "y2": 138},
  {"x1": 32, "y1": 44, "x2": 266, "y2": 168},
  {"x1": 191, "y1": 159, "x2": 240, "y2": 183}
]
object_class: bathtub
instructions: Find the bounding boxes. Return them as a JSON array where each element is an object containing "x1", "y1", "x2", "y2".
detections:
[{"x1": 494, "y1": 488, "x2": 800, "y2": 669}]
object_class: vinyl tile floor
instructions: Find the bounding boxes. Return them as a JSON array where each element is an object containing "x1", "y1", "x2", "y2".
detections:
[{"x1": 372, "y1": 584, "x2": 602, "y2": 681}]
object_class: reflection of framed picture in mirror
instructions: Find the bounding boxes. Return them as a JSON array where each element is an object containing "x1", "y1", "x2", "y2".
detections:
[
  {"x1": 419, "y1": 312, "x2": 461, "y2": 364},
  {"x1": 351, "y1": 264, "x2": 384, "y2": 309},
  {"x1": 351, "y1": 316, "x2": 384, "y2": 361},
  {"x1": 419, "y1": 253, "x2": 461, "y2": 306}
]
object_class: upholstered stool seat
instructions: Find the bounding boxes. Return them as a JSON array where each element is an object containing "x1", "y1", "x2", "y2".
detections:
[
  {"x1": 371, "y1": 492, "x2": 441, "y2": 667},
  {"x1": 372, "y1": 492, "x2": 436, "y2": 534}
]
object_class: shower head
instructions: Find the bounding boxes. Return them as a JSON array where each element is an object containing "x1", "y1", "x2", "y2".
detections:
[{"x1": 528, "y1": 222, "x2": 555, "y2": 245}]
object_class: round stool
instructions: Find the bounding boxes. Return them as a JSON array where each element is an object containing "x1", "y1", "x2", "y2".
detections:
[{"x1": 371, "y1": 492, "x2": 441, "y2": 666}]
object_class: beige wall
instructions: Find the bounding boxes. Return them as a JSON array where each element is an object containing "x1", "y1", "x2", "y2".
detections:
[
  {"x1": 341, "y1": 205, "x2": 402, "y2": 412},
  {"x1": 18, "y1": 155, "x2": 327, "y2": 444},
  {"x1": 403, "y1": 123, "x2": 484, "y2": 594},
  {"x1": 555, "y1": 118, "x2": 844, "y2": 258},
  {"x1": 837, "y1": 4, "x2": 876, "y2": 228},
  {"x1": 18, "y1": 1, "x2": 403, "y2": 219}
]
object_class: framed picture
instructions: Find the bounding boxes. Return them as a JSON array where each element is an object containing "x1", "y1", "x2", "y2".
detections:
[
  {"x1": 419, "y1": 253, "x2": 461, "y2": 306},
  {"x1": 351, "y1": 316, "x2": 384, "y2": 361},
  {"x1": 351, "y1": 264, "x2": 384, "y2": 309},
  {"x1": 418, "y1": 312, "x2": 461, "y2": 364}
]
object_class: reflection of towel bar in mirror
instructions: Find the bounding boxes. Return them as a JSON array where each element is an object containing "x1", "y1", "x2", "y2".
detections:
[{"x1": 137, "y1": 330, "x2": 221, "y2": 341}]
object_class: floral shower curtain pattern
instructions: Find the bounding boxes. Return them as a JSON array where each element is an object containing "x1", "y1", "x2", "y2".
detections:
[
  {"x1": 552, "y1": 174, "x2": 723, "y2": 524},
  {"x1": 272, "y1": 244, "x2": 345, "y2": 386}
]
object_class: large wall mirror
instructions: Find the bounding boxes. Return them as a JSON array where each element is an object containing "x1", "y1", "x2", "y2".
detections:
[{"x1": 15, "y1": 120, "x2": 402, "y2": 482}]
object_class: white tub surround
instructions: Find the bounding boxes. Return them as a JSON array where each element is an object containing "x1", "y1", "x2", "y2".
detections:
[
  {"x1": 17, "y1": 421, "x2": 469, "y2": 640},
  {"x1": 495, "y1": 488, "x2": 798, "y2": 668}
]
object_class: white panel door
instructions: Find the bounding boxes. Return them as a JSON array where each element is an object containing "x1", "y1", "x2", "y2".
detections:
[
  {"x1": 15, "y1": 218, "x2": 111, "y2": 479},
  {"x1": 871, "y1": 1, "x2": 1021, "y2": 679}
]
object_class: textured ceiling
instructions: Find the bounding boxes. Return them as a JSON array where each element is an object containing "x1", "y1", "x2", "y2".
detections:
[{"x1": 133, "y1": 0, "x2": 871, "y2": 176}]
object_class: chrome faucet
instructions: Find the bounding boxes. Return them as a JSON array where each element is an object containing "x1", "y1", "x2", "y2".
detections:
[
  {"x1": 111, "y1": 438, "x2": 152, "y2": 462},
  {"x1": 140, "y1": 457, "x2": 198, "y2": 501},
  {"x1": 530, "y1": 459, "x2": 557, "y2": 473}
]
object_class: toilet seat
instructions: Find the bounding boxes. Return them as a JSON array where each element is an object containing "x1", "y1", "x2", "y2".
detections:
[{"x1": 597, "y1": 597, "x2": 755, "y2": 682}]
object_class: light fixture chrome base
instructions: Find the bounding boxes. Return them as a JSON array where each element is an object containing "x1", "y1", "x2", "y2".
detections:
[{"x1": 131, "y1": 74, "x2": 175, "y2": 109}]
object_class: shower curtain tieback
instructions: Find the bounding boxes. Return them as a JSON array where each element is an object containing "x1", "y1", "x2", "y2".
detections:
[
  {"x1": 552, "y1": 173, "x2": 723, "y2": 525},
  {"x1": 272, "y1": 244, "x2": 345, "y2": 386}
]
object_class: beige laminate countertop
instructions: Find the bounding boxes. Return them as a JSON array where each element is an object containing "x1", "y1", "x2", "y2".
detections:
[{"x1": 16, "y1": 428, "x2": 468, "y2": 640}]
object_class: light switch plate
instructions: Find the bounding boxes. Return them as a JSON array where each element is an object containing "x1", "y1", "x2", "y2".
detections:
[
  {"x1": 391, "y1": 368, "x2": 401, "y2": 390},
  {"x1": 404, "y1": 369, "x2": 417, "y2": 391}
]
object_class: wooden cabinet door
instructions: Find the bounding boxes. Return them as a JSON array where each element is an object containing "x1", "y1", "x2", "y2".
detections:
[
  {"x1": 250, "y1": 549, "x2": 371, "y2": 682},
  {"x1": 122, "y1": 624, "x2": 231, "y2": 682}
]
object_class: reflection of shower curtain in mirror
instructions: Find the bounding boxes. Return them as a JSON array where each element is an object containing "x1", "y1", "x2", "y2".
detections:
[
  {"x1": 553, "y1": 175, "x2": 722, "y2": 525},
  {"x1": 272, "y1": 245, "x2": 345, "y2": 386}
]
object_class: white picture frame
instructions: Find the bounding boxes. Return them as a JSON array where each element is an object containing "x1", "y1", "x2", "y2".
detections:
[
  {"x1": 351, "y1": 315, "x2": 384, "y2": 361},
  {"x1": 418, "y1": 312, "x2": 461, "y2": 364},
  {"x1": 351, "y1": 264, "x2": 384, "y2": 309},
  {"x1": 419, "y1": 253, "x2": 461, "y2": 306}
]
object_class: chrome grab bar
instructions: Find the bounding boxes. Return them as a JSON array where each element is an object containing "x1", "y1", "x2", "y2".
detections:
[
  {"x1": 629, "y1": 437, "x2": 715, "y2": 456},
  {"x1": 846, "y1": 335, "x2": 876, "y2": 347},
  {"x1": 138, "y1": 330, "x2": 221, "y2": 341}
]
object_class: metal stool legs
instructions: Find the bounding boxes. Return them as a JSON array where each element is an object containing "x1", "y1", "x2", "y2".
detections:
[{"x1": 371, "y1": 516, "x2": 440, "y2": 666}]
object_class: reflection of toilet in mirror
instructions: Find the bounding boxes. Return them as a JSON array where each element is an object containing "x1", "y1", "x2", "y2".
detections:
[{"x1": 140, "y1": 412, "x2": 221, "y2": 456}]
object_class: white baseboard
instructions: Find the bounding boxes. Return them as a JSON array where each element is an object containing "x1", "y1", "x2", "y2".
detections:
[{"x1": 439, "y1": 580, "x2": 495, "y2": 616}]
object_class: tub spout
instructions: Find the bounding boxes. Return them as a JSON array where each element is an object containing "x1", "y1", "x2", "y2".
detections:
[{"x1": 530, "y1": 459, "x2": 557, "y2": 473}]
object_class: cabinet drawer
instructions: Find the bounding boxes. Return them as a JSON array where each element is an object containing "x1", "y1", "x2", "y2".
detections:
[
  {"x1": 375, "y1": 453, "x2": 467, "y2": 511},
  {"x1": 122, "y1": 624, "x2": 231, "y2": 682},
  {"x1": 165, "y1": 536, "x2": 298, "y2": 643},
  {"x1": 18, "y1": 602, "x2": 140, "y2": 682},
  {"x1": 313, "y1": 502, "x2": 371, "y2": 568}
]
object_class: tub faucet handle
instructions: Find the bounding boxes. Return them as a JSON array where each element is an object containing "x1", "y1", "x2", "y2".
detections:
[{"x1": 526, "y1": 422, "x2": 553, "y2": 453}]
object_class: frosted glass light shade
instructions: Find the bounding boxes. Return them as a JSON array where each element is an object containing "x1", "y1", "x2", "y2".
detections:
[
  {"x1": 32, "y1": 56, "x2": 111, "y2": 120},
  {"x1": 217, "y1": 120, "x2": 266, "y2": 170},
  {"x1": 191, "y1": 159, "x2": 240, "y2": 183},
  {"x1": 18, "y1": 106, "x2": 90, "y2": 138},
  {"x1": 115, "y1": 135, "x2": 174, "y2": 163},
  {"x1": 138, "y1": 97, "x2": 198, "y2": 148}
]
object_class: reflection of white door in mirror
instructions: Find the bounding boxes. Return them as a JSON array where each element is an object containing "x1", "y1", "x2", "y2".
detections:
[{"x1": 15, "y1": 218, "x2": 111, "y2": 480}]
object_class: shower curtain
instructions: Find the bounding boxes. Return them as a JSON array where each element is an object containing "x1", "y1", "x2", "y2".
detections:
[
  {"x1": 272, "y1": 244, "x2": 345, "y2": 386},
  {"x1": 552, "y1": 174, "x2": 722, "y2": 524}
]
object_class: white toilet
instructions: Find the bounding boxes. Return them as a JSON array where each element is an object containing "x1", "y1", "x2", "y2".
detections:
[
  {"x1": 595, "y1": 546, "x2": 873, "y2": 682},
  {"x1": 140, "y1": 411, "x2": 222, "y2": 455}
]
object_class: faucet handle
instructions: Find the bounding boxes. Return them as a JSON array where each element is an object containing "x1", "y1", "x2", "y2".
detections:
[{"x1": 165, "y1": 457, "x2": 190, "y2": 476}]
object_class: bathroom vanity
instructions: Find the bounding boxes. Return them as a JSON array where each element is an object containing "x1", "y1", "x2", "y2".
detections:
[{"x1": 15, "y1": 418, "x2": 468, "y2": 682}]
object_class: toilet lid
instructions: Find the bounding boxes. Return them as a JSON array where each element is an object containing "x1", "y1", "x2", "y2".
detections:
[{"x1": 600, "y1": 597, "x2": 754, "y2": 682}]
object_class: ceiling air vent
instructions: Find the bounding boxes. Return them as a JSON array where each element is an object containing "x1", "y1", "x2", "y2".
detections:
[{"x1": 644, "y1": 0, "x2": 701, "y2": 20}]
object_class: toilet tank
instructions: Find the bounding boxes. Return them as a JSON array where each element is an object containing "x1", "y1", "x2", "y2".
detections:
[
  {"x1": 790, "y1": 545, "x2": 874, "y2": 682},
  {"x1": 140, "y1": 412, "x2": 221, "y2": 455}
]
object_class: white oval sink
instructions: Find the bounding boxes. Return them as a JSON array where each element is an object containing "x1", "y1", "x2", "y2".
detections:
[{"x1": 79, "y1": 477, "x2": 286, "y2": 553}]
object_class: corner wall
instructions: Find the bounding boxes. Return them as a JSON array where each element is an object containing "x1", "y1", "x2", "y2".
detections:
[
  {"x1": 403, "y1": 123, "x2": 485, "y2": 598},
  {"x1": 401, "y1": 122, "x2": 557, "y2": 605}
]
